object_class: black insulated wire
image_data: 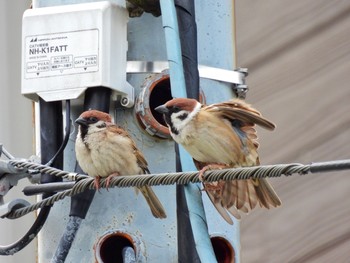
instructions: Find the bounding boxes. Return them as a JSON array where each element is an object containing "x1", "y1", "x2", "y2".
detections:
[
  {"x1": 40, "y1": 98, "x2": 64, "y2": 187},
  {"x1": 0, "y1": 205, "x2": 51, "y2": 255},
  {"x1": 45, "y1": 100, "x2": 71, "y2": 167},
  {"x1": 174, "y1": 0, "x2": 200, "y2": 101},
  {"x1": 173, "y1": 0, "x2": 202, "y2": 262}
]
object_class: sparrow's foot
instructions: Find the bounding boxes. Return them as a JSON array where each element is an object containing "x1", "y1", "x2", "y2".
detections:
[
  {"x1": 94, "y1": 176, "x2": 101, "y2": 191},
  {"x1": 198, "y1": 163, "x2": 229, "y2": 182},
  {"x1": 105, "y1": 172, "x2": 120, "y2": 190},
  {"x1": 202, "y1": 181, "x2": 225, "y2": 191}
]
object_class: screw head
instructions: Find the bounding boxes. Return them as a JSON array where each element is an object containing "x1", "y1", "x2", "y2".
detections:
[{"x1": 121, "y1": 97, "x2": 129, "y2": 106}]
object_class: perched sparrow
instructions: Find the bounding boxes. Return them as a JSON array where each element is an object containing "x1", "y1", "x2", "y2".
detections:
[
  {"x1": 155, "y1": 98, "x2": 281, "y2": 224},
  {"x1": 75, "y1": 110, "x2": 166, "y2": 219}
]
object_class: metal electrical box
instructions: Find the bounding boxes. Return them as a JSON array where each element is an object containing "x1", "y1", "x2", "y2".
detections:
[{"x1": 21, "y1": 1, "x2": 131, "y2": 103}]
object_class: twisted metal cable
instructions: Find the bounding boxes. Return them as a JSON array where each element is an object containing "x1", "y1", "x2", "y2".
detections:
[
  {"x1": 5, "y1": 159, "x2": 350, "y2": 219},
  {"x1": 9, "y1": 160, "x2": 87, "y2": 181}
]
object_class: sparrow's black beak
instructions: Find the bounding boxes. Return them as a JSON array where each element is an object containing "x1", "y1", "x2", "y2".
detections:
[
  {"x1": 155, "y1": 104, "x2": 169, "y2": 114},
  {"x1": 75, "y1": 117, "x2": 88, "y2": 127}
]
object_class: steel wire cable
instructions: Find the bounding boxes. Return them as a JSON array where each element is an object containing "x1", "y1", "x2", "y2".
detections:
[
  {"x1": 7, "y1": 160, "x2": 350, "y2": 219},
  {"x1": 5, "y1": 159, "x2": 350, "y2": 219}
]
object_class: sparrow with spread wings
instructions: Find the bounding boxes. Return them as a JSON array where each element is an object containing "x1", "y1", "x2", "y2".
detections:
[
  {"x1": 156, "y1": 98, "x2": 281, "y2": 224},
  {"x1": 75, "y1": 110, "x2": 166, "y2": 219}
]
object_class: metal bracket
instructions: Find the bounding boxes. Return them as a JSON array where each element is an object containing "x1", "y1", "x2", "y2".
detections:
[
  {"x1": 126, "y1": 61, "x2": 248, "y2": 85},
  {"x1": 0, "y1": 199, "x2": 30, "y2": 219},
  {"x1": 0, "y1": 144, "x2": 15, "y2": 160},
  {"x1": 0, "y1": 159, "x2": 30, "y2": 197},
  {"x1": 232, "y1": 68, "x2": 249, "y2": 99},
  {"x1": 111, "y1": 81, "x2": 135, "y2": 108}
]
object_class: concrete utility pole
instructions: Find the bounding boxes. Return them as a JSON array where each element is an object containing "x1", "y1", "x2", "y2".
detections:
[{"x1": 0, "y1": 2, "x2": 35, "y2": 263}]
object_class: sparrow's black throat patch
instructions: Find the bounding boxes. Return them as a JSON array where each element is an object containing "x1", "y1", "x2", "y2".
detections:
[
  {"x1": 169, "y1": 123, "x2": 179, "y2": 135},
  {"x1": 80, "y1": 125, "x2": 88, "y2": 142}
]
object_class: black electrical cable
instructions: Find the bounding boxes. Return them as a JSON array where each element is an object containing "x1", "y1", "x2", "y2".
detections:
[
  {"x1": 45, "y1": 100, "x2": 71, "y2": 167},
  {"x1": 51, "y1": 87, "x2": 111, "y2": 263},
  {"x1": 175, "y1": 150, "x2": 201, "y2": 263},
  {"x1": 40, "y1": 99, "x2": 64, "y2": 187},
  {"x1": 0, "y1": 99, "x2": 65, "y2": 255},
  {"x1": 175, "y1": 0, "x2": 200, "y2": 100},
  {"x1": 174, "y1": 1, "x2": 202, "y2": 262},
  {"x1": 0, "y1": 204, "x2": 51, "y2": 255}
]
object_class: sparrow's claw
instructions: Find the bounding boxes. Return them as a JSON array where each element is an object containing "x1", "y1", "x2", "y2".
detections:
[
  {"x1": 198, "y1": 163, "x2": 229, "y2": 182},
  {"x1": 198, "y1": 167, "x2": 208, "y2": 182},
  {"x1": 105, "y1": 172, "x2": 120, "y2": 190},
  {"x1": 94, "y1": 176, "x2": 101, "y2": 191}
]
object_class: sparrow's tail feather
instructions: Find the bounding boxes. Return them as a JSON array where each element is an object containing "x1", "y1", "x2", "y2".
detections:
[
  {"x1": 206, "y1": 190, "x2": 235, "y2": 224},
  {"x1": 222, "y1": 180, "x2": 247, "y2": 210},
  {"x1": 254, "y1": 178, "x2": 282, "y2": 208},
  {"x1": 246, "y1": 180, "x2": 258, "y2": 210},
  {"x1": 207, "y1": 177, "x2": 280, "y2": 224},
  {"x1": 139, "y1": 185, "x2": 167, "y2": 219}
]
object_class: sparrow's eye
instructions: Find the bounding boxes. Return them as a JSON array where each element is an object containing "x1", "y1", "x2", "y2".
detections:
[
  {"x1": 87, "y1": 117, "x2": 98, "y2": 123},
  {"x1": 171, "y1": 106, "x2": 181, "y2": 113}
]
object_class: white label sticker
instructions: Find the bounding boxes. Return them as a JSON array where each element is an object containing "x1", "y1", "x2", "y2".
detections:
[{"x1": 24, "y1": 29, "x2": 99, "y2": 79}]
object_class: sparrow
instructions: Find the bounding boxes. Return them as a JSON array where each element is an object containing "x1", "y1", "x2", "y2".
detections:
[
  {"x1": 155, "y1": 98, "x2": 281, "y2": 224},
  {"x1": 75, "y1": 110, "x2": 167, "y2": 219}
]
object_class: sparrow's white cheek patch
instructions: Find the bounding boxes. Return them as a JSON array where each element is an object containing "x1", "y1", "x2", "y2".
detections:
[
  {"x1": 171, "y1": 111, "x2": 190, "y2": 131},
  {"x1": 96, "y1": 123, "x2": 107, "y2": 129},
  {"x1": 170, "y1": 102, "x2": 201, "y2": 131},
  {"x1": 88, "y1": 121, "x2": 107, "y2": 134}
]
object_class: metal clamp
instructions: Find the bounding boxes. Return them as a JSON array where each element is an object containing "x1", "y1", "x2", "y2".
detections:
[
  {"x1": 126, "y1": 61, "x2": 247, "y2": 85},
  {"x1": 0, "y1": 199, "x2": 30, "y2": 219},
  {"x1": 232, "y1": 68, "x2": 249, "y2": 99},
  {"x1": 0, "y1": 159, "x2": 30, "y2": 198}
]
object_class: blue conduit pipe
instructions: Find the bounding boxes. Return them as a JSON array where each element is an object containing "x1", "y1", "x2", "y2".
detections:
[
  {"x1": 159, "y1": 1, "x2": 217, "y2": 262},
  {"x1": 159, "y1": 0, "x2": 186, "y2": 99}
]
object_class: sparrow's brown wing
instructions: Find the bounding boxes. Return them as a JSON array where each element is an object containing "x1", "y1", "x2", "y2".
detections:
[
  {"x1": 133, "y1": 145, "x2": 151, "y2": 174},
  {"x1": 107, "y1": 124, "x2": 166, "y2": 218},
  {"x1": 205, "y1": 99, "x2": 281, "y2": 204},
  {"x1": 204, "y1": 99, "x2": 276, "y2": 131},
  {"x1": 108, "y1": 123, "x2": 150, "y2": 173},
  {"x1": 197, "y1": 99, "x2": 281, "y2": 222},
  {"x1": 129, "y1": 138, "x2": 167, "y2": 218},
  {"x1": 204, "y1": 99, "x2": 275, "y2": 151}
]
